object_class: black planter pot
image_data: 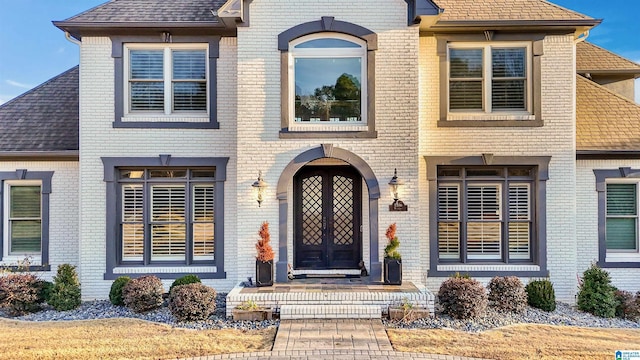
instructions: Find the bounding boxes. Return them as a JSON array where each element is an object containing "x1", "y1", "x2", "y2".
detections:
[
  {"x1": 256, "y1": 259, "x2": 273, "y2": 287},
  {"x1": 384, "y1": 258, "x2": 402, "y2": 285}
]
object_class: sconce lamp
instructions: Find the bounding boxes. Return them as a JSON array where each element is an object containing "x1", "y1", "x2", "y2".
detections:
[
  {"x1": 251, "y1": 171, "x2": 268, "y2": 207},
  {"x1": 388, "y1": 168, "x2": 408, "y2": 211}
]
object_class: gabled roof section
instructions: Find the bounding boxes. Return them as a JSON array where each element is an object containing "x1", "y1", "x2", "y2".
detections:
[
  {"x1": 54, "y1": 0, "x2": 230, "y2": 38},
  {"x1": 576, "y1": 75, "x2": 640, "y2": 152},
  {"x1": 426, "y1": 0, "x2": 600, "y2": 32},
  {"x1": 0, "y1": 67, "x2": 79, "y2": 153},
  {"x1": 577, "y1": 41, "x2": 640, "y2": 76}
]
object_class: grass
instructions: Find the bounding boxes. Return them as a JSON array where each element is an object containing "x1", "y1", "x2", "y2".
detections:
[
  {"x1": 388, "y1": 324, "x2": 640, "y2": 360},
  {"x1": 0, "y1": 317, "x2": 276, "y2": 360}
]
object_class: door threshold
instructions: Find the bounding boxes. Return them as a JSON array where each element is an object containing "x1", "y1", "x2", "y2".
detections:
[
  {"x1": 292, "y1": 269, "x2": 361, "y2": 278},
  {"x1": 294, "y1": 274, "x2": 361, "y2": 279}
]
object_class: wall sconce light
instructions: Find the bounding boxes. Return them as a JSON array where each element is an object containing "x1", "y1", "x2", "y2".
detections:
[
  {"x1": 389, "y1": 168, "x2": 408, "y2": 211},
  {"x1": 251, "y1": 171, "x2": 268, "y2": 207}
]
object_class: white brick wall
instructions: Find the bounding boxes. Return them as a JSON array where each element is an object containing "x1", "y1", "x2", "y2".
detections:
[
  {"x1": 419, "y1": 35, "x2": 579, "y2": 302},
  {"x1": 577, "y1": 159, "x2": 640, "y2": 292},
  {"x1": 0, "y1": 161, "x2": 79, "y2": 281}
]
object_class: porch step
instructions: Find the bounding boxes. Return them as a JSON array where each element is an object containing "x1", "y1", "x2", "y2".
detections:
[{"x1": 280, "y1": 304, "x2": 381, "y2": 319}]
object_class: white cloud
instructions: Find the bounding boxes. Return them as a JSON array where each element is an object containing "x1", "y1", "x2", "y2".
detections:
[{"x1": 5, "y1": 80, "x2": 32, "y2": 89}]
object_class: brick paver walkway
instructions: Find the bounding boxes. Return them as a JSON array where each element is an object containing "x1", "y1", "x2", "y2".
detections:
[{"x1": 179, "y1": 319, "x2": 490, "y2": 360}]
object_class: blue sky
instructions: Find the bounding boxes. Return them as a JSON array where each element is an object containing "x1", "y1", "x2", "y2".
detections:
[{"x1": 0, "y1": 0, "x2": 639, "y2": 105}]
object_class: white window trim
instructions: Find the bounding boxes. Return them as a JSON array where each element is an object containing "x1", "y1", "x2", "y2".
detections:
[
  {"x1": 288, "y1": 33, "x2": 367, "y2": 130},
  {"x1": 3, "y1": 180, "x2": 42, "y2": 264},
  {"x1": 604, "y1": 179, "x2": 640, "y2": 262},
  {"x1": 123, "y1": 43, "x2": 209, "y2": 118},
  {"x1": 446, "y1": 42, "x2": 533, "y2": 119}
]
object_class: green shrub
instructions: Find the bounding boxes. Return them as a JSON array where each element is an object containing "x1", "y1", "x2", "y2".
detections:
[
  {"x1": 36, "y1": 280, "x2": 53, "y2": 304},
  {"x1": 438, "y1": 276, "x2": 487, "y2": 319},
  {"x1": 109, "y1": 276, "x2": 131, "y2": 306},
  {"x1": 615, "y1": 290, "x2": 640, "y2": 321},
  {"x1": 168, "y1": 283, "x2": 217, "y2": 322},
  {"x1": 525, "y1": 279, "x2": 556, "y2": 312},
  {"x1": 123, "y1": 275, "x2": 164, "y2": 313},
  {"x1": 488, "y1": 276, "x2": 527, "y2": 313},
  {"x1": 577, "y1": 264, "x2": 617, "y2": 318},
  {"x1": 0, "y1": 273, "x2": 45, "y2": 315},
  {"x1": 47, "y1": 264, "x2": 81, "y2": 311},
  {"x1": 169, "y1": 274, "x2": 201, "y2": 294}
]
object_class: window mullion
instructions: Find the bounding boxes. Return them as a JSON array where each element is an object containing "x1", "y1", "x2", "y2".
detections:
[
  {"x1": 461, "y1": 178, "x2": 468, "y2": 263},
  {"x1": 503, "y1": 178, "x2": 509, "y2": 263},
  {"x1": 186, "y1": 180, "x2": 193, "y2": 265},
  {"x1": 484, "y1": 46, "x2": 492, "y2": 114},
  {"x1": 143, "y1": 177, "x2": 151, "y2": 265},
  {"x1": 164, "y1": 48, "x2": 172, "y2": 115}
]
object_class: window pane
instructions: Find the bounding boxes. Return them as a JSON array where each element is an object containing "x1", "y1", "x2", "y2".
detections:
[
  {"x1": 467, "y1": 222, "x2": 501, "y2": 258},
  {"x1": 438, "y1": 222, "x2": 460, "y2": 259},
  {"x1": 122, "y1": 185, "x2": 144, "y2": 223},
  {"x1": 509, "y1": 184, "x2": 530, "y2": 220},
  {"x1": 438, "y1": 185, "x2": 459, "y2": 220},
  {"x1": 130, "y1": 82, "x2": 164, "y2": 111},
  {"x1": 294, "y1": 58, "x2": 361, "y2": 122},
  {"x1": 509, "y1": 222, "x2": 530, "y2": 259},
  {"x1": 508, "y1": 168, "x2": 533, "y2": 177},
  {"x1": 10, "y1": 186, "x2": 41, "y2": 218},
  {"x1": 295, "y1": 38, "x2": 361, "y2": 48},
  {"x1": 151, "y1": 185, "x2": 186, "y2": 260},
  {"x1": 450, "y1": 49, "x2": 483, "y2": 78},
  {"x1": 467, "y1": 185, "x2": 501, "y2": 221},
  {"x1": 607, "y1": 184, "x2": 637, "y2": 215},
  {"x1": 466, "y1": 169, "x2": 501, "y2": 177},
  {"x1": 120, "y1": 170, "x2": 145, "y2": 179},
  {"x1": 173, "y1": 82, "x2": 207, "y2": 111},
  {"x1": 438, "y1": 168, "x2": 460, "y2": 177},
  {"x1": 606, "y1": 218, "x2": 637, "y2": 250},
  {"x1": 492, "y1": 79, "x2": 525, "y2": 110},
  {"x1": 10, "y1": 220, "x2": 41, "y2": 253},
  {"x1": 191, "y1": 170, "x2": 216, "y2": 178},
  {"x1": 173, "y1": 50, "x2": 206, "y2": 80},
  {"x1": 152, "y1": 224, "x2": 186, "y2": 259},
  {"x1": 130, "y1": 50, "x2": 163, "y2": 79},
  {"x1": 492, "y1": 48, "x2": 525, "y2": 78},
  {"x1": 149, "y1": 170, "x2": 187, "y2": 179},
  {"x1": 193, "y1": 185, "x2": 215, "y2": 259},
  {"x1": 151, "y1": 185, "x2": 185, "y2": 221},
  {"x1": 122, "y1": 224, "x2": 144, "y2": 260},
  {"x1": 449, "y1": 81, "x2": 482, "y2": 110}
]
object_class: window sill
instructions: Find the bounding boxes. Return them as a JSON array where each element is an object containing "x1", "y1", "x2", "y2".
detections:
[
  {"x1": 428, "y1": 263, "x2": 546, "y2": 277},
  {"x1": 600, "y1": 253, "x2": 640, "y2": 268},
  {"x1": 114, "y1": 115, "x2": 218, "y2": 129},
  {"x1": 104, "y1": 265, "x2": 225, "y2": 280},
  {"x1": 438, "y1": 118, "x2": 542, "y2": 128},
  {"x1": 280, "y1": 128, "x2": 377, "y2": 139}
]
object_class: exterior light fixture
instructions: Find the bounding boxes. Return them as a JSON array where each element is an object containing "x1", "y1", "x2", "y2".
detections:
[
  {"x1": 388, "y1": 168, "x2": 407, "y2": 211},
  {"x1": 251, "y1": 171, "x2": 268, "y2": 207}
]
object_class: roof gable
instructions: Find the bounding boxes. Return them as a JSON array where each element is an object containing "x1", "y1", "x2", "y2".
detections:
[
  {"x1": 0, "y1": 67, "x2": 79, "y2": 152},
  {"x1": 577, "y1": 41, "x2": 640, "y2": 75}
]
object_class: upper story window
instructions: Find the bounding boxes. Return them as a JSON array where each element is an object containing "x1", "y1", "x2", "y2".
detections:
[
  {"x1": 289, "y1": 33, "x2": 367, "y2": 129},
  {"x1": 448, "y1": 43, "x2": 531, "y2": 115},
  {"x1": 124, "y1": 44, "x2": 208, "y2": 116}
]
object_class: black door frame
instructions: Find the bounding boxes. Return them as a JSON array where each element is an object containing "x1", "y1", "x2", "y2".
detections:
[{"x1": 293, "y1": 165, "x2": 362, "y2": 270}]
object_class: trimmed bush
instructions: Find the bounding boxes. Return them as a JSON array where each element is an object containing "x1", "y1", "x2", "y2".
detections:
[
  {"x1": 577, "y1": 264, "x2": 617, "y2": 318},
  {"x1": 615, "y1": 290, "x2": 640, "y2": 321},
  {"x1": 525, "y1": 279, "x2": 556, "y2": 312},
  {"x1": 488, "y1": 276, "x2": 527, "y2": 313},
  {"x1": 169, "y1": 274, "x2": 201, "y2": 294},
  {"x1": 168, "y1": 283, "x2": 217, "y2": 322},
  {"x1": 438, "y1": 276, "x2": 487, "y2": 319},
  {"x1": 0, "y1": 273, "x2": 44, "y2": 315},
  {"x1": 123, "y1": 275, "x2": 164, "y2": 313},
  {"x1": 109, "y1": 276, "x2": 131, "y2": 306},
  {"x1": 47, "y1": 264, "x2": 81, "y2": 311},
  {"x1": 36, "y1": 280, "x2": 53, "y2": 304}
]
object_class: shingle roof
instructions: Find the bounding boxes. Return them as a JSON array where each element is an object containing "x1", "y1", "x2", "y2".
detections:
[
  {"x1": 576, "y1": 75, "x2": 640, "y2": 152},
  {"x1": 0, "y1": 67, "x2": 79, "y2": 152},
  {"x1": 576, "y1": 41, "x2": 640, "y2": 74},
  {"x1": 59, "y1": 0, "x2": 226, "y2": 23},
  {"x1": 434, "y1": 0, "x2": 592, "y2": 21}
]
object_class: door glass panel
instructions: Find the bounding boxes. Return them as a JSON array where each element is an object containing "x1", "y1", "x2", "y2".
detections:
[
  {"x1": 332, "y1": 175, "x2": 354, "y2": 246},
  {"x1": 301, "y1": 176, "x2": 323, "y2": 246}
]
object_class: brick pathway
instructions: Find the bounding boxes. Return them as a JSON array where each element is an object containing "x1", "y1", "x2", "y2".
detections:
[{"x1": 178, "y1": 319, "x2": 490, "y2": 360}]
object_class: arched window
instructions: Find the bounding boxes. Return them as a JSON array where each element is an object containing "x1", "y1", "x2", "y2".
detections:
[{"x1": 289, "y1": 33, "x2": 367, "y2": 127}]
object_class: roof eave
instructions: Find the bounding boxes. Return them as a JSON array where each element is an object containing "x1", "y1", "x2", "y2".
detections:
[
  {"x1": 0, "y1": 151, "x2": 79, "y2": 161},
  {"x1": 577, "y1": 69, "x2": 640, "y2": 78},
  {"x1": 423, "y1": 19, "x2": 601, "y2": 33},
  {"x1": 53, "y1": 21, "x2": 229, "y2": 39}
]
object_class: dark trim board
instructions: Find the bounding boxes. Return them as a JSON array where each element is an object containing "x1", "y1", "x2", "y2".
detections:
[
  {"x1": 104, "y1": 271, "x2": 227, "y2": 280},
  {"x1": 428, "y1": 269, "x2": 550, "y2": 278}
]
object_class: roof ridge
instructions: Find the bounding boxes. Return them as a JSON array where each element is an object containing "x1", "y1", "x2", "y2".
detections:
[
  {"x1": 540, "y1": 0, "x2": 593, "y2": 20},
  {"x1": 0, "y1": 66, "x2": 79, "y2": 110},
  {"x1": 58, "y1": 0, "x2": 112, "y2": 23},
  {"x1": 578, "y1": 41, "x2": 640, "y2": 71},
  {"x1": 577, "y1": 74, "x2": 640, "y2": 110}
]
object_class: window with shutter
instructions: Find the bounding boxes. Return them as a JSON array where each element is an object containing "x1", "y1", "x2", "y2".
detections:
[
  {"x1": 436, "y1": 166, "x2": 535, "y2": 263},
  {"x1": 606, "y1": 183, "x2": 638, "y2": 251},
  {"x1": 126, "y1": 45, "x2": 208, "y2": 115},
  {"x1": 8, "y1": 185, "x2": 41, "y2": 254},
  {"x1": 448, "y1": 43, "x2": 531, "y2": 115}
]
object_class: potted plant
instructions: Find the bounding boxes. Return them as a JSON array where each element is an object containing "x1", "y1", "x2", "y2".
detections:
[
  {"x1": 232, "y1": 300, "x2": 273, "y2": 321},
  {"x1": 384, "y1": 223, "x2": 402, "y2": 285},
  {"x1": 255, "y1": 221, "x2": 274, "y2": 287}
]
